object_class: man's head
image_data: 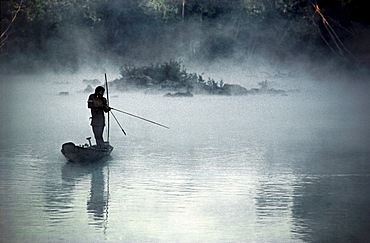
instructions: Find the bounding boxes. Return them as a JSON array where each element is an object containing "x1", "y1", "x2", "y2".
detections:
[{"x1": 95, "y1": 86, "x2": 105, "y2": 96}]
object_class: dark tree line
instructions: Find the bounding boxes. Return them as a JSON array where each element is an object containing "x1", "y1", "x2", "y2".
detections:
[{"x1": 1, "y1": 0, "x2": 369, "y2": 73}]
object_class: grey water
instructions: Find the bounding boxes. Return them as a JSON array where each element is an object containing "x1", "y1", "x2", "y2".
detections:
[{"x1": 1, "y1": 74, "x2": 369, "y2": 242}]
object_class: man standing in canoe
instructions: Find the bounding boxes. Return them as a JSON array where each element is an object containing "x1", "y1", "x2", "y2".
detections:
[{"x1": 88, "y1": 86, "x2": 111, "y2": 147}]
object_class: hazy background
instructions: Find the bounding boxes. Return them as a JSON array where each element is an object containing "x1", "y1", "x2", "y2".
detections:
[
  {"x1": 1, "y1": 0, "x2": 369, "y2": 83},
  {"x1": 1, "y1": 1, "x2": 370, "y2": 242}
]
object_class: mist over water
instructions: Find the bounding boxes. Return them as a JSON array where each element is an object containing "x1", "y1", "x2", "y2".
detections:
[
  {"x1": 0, "y1": 70, "x2": 369, "y2": 242},
  {"x1": 2, "y1": 0, "x2": 370, "y2": 240}
]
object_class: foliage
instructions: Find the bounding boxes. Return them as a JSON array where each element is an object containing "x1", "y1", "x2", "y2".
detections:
[
  {"x1": 116, "y1": 60, "x2": 293, "y2": 96},
  {"x1": 141, "y1": 0, "x2": 180, "y2": 21},
  {"x1": 121, "y1": 60, "x2": 187, "y2": 83},
  {"x1": 117, "y1": 60, "x2": 224, "y2": 93},
  {"x1": 0, "y1": 0, "x2": 369, "y2": 72}
]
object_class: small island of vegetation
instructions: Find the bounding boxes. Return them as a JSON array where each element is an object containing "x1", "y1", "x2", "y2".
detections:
[{"x1": 109, "y1": 60, "x2": 291, "y2": 97}]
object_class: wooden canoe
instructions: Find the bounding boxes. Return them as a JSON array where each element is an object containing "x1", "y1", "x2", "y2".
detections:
[{"x1": 61, "y1": 142, "x2": 113, "y2": 163}]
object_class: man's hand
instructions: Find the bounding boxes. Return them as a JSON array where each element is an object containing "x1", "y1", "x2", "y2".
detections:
[{"x1": 103, "y1": 105, "x2": 111, "y2": 112}]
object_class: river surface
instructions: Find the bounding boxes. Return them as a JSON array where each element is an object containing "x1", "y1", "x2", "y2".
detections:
[{"x1": 0, "y1": 74, "x2": 369, "y2": 242}]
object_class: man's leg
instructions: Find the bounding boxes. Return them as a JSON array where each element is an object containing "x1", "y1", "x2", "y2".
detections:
[{"x1": 92, "y1": 125, "x2": 105, "y2": 147}]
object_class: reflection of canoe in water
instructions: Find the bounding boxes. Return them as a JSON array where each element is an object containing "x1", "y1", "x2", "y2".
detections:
[{"x1": 61, "y1": 141, "x2": 113, "y2": 163}]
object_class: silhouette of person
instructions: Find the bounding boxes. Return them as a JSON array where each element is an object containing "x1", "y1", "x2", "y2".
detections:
[{"x1": 87, "y1": 86, "x2": 111, "y2": 147}]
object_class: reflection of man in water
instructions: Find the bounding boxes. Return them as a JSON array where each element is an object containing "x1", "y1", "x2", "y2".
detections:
[
  {"x1": 87, "y1": 167, "x2": 107, "y2": 227},
  {"x1": 87, "y1": 86, "x2": 111, "y2": 147}
]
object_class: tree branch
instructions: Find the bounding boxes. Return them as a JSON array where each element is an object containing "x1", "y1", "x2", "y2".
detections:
[{"x1": 1, "y1": 0, "x2": 23, "y2": 55}]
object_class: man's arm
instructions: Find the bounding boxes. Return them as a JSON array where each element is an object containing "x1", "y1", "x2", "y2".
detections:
[
  {"x1": 88, "y1": 95, "x2": 110, "y2": 111},
  {"x1": 101, "y1": 97, "x2": 111, "y2": 112},
  {"x1": 87, "y1": 94, "x2": 95, "y2": 109}
]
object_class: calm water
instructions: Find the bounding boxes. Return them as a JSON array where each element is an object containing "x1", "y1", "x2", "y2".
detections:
[{"x1": 1, "y1": 74, "x2": 369, "y2": 242}]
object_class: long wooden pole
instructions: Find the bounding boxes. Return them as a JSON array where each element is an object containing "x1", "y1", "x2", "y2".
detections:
[
  {"x1": 110, "y1": 111, "x2": 127, "y2": 135},
  {"x1": 110, "y1": 107, "x2": 170, "y2": 129},
  {"x1": 105, "y1": 73, "x2": 110, "y2": 142}
]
